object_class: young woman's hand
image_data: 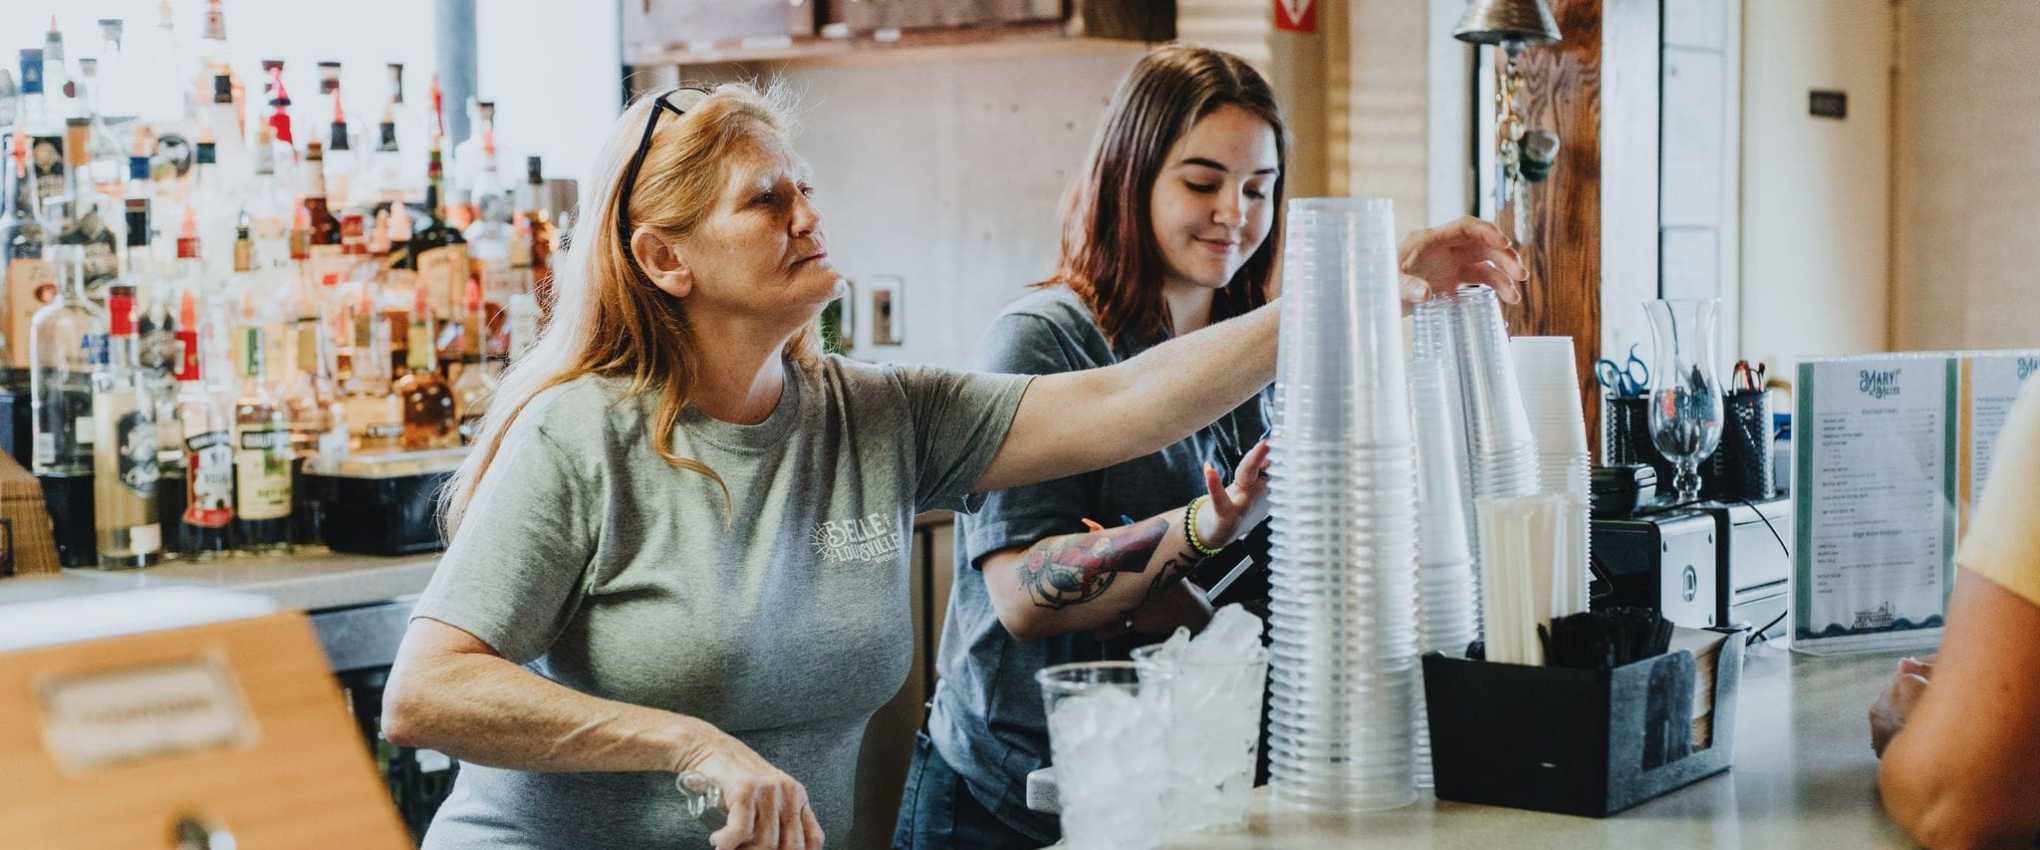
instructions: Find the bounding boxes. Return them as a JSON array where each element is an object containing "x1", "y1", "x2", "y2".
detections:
[
  {"x1": 1870, "y1": 655, "x2": 1935, "y2": 757},
  {"x1": 1397, "y1": 216, "x2": 1527, "y2": 306},
  {"x1": 1199, "y1": 439, "x2": 1273, "y2": 549},
  {"x1": 683, "y1": 730, "x2": 825, "y2": 850}
]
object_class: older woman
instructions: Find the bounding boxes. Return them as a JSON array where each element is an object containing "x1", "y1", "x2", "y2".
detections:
[{"x1": 380, "y1": 83, "x2": 1515, "y2": 850}]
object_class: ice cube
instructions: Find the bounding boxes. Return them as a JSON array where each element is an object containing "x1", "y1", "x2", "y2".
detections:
[{"x1": 1189, "y1": 604, "x2": 1264, "y2": 662}]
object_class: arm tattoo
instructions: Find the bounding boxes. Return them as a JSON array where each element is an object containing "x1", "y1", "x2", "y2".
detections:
[
  {"x1": 1016, "y1": 519, "x2": 1170, "y2": 610},
  {"x1": 1124, "y1": 551, "x2": 1207, "y2": 618}
]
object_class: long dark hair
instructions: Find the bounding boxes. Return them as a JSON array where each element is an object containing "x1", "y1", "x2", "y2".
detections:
[{"x1": 1044, "y1": 45, "x2": 1289, "y2": 348}]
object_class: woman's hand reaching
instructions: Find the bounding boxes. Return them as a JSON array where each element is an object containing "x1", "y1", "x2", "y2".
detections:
[{"x1": 1397, "y1": 216, "x2": 1527, "y2": 308}]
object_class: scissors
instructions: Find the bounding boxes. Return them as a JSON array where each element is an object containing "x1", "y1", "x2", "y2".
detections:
[{"x1": 1595, "y1": 344, "x2": 1651, "y2": 398}]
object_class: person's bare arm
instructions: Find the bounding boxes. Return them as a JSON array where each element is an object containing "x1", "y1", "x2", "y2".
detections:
[
  {"x1": 1878, "y1": 569, "x2": 2040, "y2": 849},
  {"x1": 383, "y1": 618, "x2": 825, "y2": 850},
  {"x1": 973, "y1": 217, "x2": 1521, "y2": 495},
  {"x1": 983, "y1": 442, "x2": 1270, "y2": 641}
]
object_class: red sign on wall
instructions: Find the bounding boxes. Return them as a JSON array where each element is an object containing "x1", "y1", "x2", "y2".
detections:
[{"x1": 1275, "y1": 0, "x2": 1317, "y2": 33}]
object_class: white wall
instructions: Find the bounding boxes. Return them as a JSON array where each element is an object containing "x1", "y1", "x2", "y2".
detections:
[
  {"x1": 1739, "y1": 0, "x2": 1893, "y2": 371},
  {"x1": 1890, "y1": 0, "x2": 2040, "y2": 352},
  {"x1": 705, "y1": 45, "x2": 1148, "y2": 369},
  {"x1": 474, "y1": 0, "x2": 622, "y2": 193}
]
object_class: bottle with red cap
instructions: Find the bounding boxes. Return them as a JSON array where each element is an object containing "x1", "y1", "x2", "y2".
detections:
[
  {"x1": 91, "y1": 275, "x2": 162, "y2": 568},
  {"x1": 174, "y1": 290, "x2": 234, "y2": 558}
]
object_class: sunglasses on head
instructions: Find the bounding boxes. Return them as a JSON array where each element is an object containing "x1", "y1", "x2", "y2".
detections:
[{"x1": 617, "y1": 85, "x2": 714, "y2": 281}]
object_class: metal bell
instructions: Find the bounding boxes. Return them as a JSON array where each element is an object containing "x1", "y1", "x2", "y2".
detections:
[{"x1": 1452, "y1": 0, "x2": 1563, "y2": 46}]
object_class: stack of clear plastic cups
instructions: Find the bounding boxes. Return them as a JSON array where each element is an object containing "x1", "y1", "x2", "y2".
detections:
[
  {"x1": 1407, "y1": 354, "x2": 1479, "y2": 789},
  {"x1": 1411, "y1": 298, "x2": 1484, "y2": 641},
  {"x1": 1509, "y1": 336, "x2": 1592, "y2": 620},
  {"x1": 1446, "y1": 285, "x2": 1542, "y2": 505},
  {"x1": 1265, "y1": 197, "x2": 1421, "y2": 814}
]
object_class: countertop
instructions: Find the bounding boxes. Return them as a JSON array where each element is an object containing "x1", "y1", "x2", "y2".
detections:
[
  {"x1": 1095, "y1": 645, "x2": 1917, "y2": 849},
  {"x1": 49, "y1": 549, "x2": 441, "y2": 611}
]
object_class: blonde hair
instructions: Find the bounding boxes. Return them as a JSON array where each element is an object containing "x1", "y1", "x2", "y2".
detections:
[{"x1": 440, "y1": 83, "x2": 821, "y2": 535}]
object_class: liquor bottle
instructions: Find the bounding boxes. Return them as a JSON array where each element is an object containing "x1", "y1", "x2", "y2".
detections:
[
  {"x1": 93, "y1": 19, "x2": 140, "y2": 126},
  {"x1": 92, "y1": 279, "x2": 163, "y2": 568},
  {"x1": 72, "y1": 58, "x2": 130, "y2": 202},
  {"x1": 453, "y1": 276, "x2": 491, "y2": 444},
  {"x1": 323, "y1": 72, "x2": 356, "y2": 212},
  {"x1": 302, "y1": 139, "x2": 346, "y2": 285},
  {"x1": 174, "y1": 291, "x2": 233, "y2": 557},
  {"x1": 276, "y1": 286, "x2": 331, "y2": 457},
  {"x1": 393, "y1": 282, "x2": 454, "y2": 450},
  {"x1": 191, "y1": 0, "x2": 244, "y2": 124},
  {"x1": 28, "y1": 245, "x2": 102, "y2": 476},
  {"x1": 518, "y1": 155, "x2": 554, "y2": 323},
  {"x1": 260, "y1": 60, "x2": 293, "y2": 150},
  {"x1": 409, "y1": 143, "x2": 468, "y2": 324},
  {"x1": 40, "y1": 18, "x2": 72, "y2": 120},
  {"x1": 340, "y1": 252, "x2": 401, "y2": 454},
  {"x1": 371, "y1": 64, "x2": 407, "y2": 207},
  {"x1": 138, "y1": 209, "x2": 196, "y2": 444},
  {"x1": 232, "y1": 302, "x2": 291, "y2": 553},
  {"x1": 244, "y1": 126, "x2": 289, "y2": 270},
  {"x1": 202, "y1": 72, "x2": 247, "y2": 190},
  {"x1": 6, "y1": 134, "x2": 54, "y2": 373},
  {"x1": 18, "y1": 49, "x2": 67, "y2": 209},
  {"x1": 57, "y1": 118, "x2": 121, "y2": 295}
]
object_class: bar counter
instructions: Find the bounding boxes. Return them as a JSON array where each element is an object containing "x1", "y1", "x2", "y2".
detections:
[{"x1": 1114, "y1": 645, "x2": 1915, "y2": 849}]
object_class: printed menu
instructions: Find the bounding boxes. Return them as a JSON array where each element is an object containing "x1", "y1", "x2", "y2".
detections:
[{"x1": 1793, "y1": 349, "x2": 2039, "y2": 653}]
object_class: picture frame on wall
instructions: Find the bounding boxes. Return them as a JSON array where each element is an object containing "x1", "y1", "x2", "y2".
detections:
[{"x1": 870, "y1": 274, "x2": 904, "y2": 346}]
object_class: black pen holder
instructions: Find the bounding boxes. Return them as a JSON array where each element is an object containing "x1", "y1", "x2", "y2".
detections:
[
  {"x1": 1422, "y1": 626, "x2": 1746, "y2": 817},
  {"x1": 1602, "y1": 396, "x2": 1677, "y2": 489},
  {"x1": 1702, "y1": 391, "x2": 1773, "y2": 501}
]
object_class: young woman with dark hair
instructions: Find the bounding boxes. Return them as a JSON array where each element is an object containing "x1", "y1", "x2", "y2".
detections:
[{"x1": 894, "y1": 45, "x2": 1525, "y2": 850}]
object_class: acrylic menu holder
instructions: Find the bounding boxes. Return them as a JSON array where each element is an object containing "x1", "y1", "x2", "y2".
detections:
[{"x1": 1790, "y1": 349, "x2": 2039, "y2": 655}]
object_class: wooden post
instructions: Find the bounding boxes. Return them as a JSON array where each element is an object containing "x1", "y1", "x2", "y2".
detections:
[{"x1": 1508, "y1": 0, "x2": 1659, "y2": 460}]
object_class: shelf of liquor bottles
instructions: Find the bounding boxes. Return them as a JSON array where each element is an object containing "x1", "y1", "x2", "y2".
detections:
[{"x1": 3, "y1": 7, "x2": 563, "y2": 568}]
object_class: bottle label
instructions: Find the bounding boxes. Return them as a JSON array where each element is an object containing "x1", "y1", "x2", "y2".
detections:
[
  {"x1": 235, "y1": 427, "x2": 292, "y2": 520},
  {"x1": 30, "y1": 135, "x2": 66, "y2": 205},
  {"x1": 417, "y1": 244, "x2": 471, "y2": 319},
  {"x1": 96, "y1": 401, "x2": 160, "y2": 496},
  {"x1": 183, "y1": 430, "x2": 235, "y2": 527},
  {"x1": 32, "y1": 432, "x2": 54, "y2": 467},
  {"x1": 7, "y1": 258, "x2": 56, "y2": 369}
]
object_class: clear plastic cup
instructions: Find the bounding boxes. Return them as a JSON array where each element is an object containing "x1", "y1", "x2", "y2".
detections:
[{"x1": 1038, "y1": 661, "x2": 1178, "y2": 850}]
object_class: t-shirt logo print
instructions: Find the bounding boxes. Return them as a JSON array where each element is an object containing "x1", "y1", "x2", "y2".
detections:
[{"x1": 809, "y1": 512, "x2": 902, "y2": 564}]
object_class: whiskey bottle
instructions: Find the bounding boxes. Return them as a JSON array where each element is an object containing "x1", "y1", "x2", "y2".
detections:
[
  {"x1": 92, "y1": 278, "x2": 163, "y2": 568},
  {"x1": 233, "y1": 316, "x2": 291, "y2": 553},
  {"x1": 392, "y1": 282, "x2": 454, "y2": 450}
]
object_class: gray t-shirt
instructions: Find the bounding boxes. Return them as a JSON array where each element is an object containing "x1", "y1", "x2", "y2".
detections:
[
  {"x1": 410, "y1": 356, "x2": 1030, "y2": 849},
  {"x1": 925, "y1": 288, "x2": 1268, "y2": 842}
]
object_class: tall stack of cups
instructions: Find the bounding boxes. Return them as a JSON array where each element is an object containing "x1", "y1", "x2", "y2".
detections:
[
  {"x1": 1407, "y1": 354, "x2": 1479, "y2": 788},
  {"x1": 1411, "y1": 299, "x2": 1483, "y2": 640},
  {"x1": 1265, "y1": 198, "x2": 1421, "y2": 814},
  {"x1": 1509, "y1": 337, "x2": 1592, "y2": 619},
  {"x1": 1445, "y1": 285, "x2": 1543, "y2": 507}
]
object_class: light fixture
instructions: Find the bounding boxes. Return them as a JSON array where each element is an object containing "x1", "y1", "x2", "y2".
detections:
[{"x1": 1454, "y1": 0, "x2": 1562, "y2": 247}]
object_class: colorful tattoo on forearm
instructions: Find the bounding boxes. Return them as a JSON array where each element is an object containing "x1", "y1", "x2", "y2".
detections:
[{"x1": 1017, "y1": 518, "x2": 1170, "y2": 610}]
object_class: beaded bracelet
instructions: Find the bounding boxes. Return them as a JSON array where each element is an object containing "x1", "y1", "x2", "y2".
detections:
[{"x1": 1184, "y1": 495, "x2": 1224, "y2": 557}]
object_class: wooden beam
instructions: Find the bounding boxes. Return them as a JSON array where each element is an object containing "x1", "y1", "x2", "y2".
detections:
[{"x1": 1510, "y1": 0, "x2": 1659, "y2": 461}]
